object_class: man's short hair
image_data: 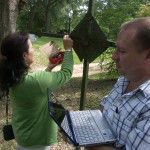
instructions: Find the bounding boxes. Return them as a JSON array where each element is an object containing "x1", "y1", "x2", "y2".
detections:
[{"x1": 121, "y1": 17, "x2": 150, "y2": 51}]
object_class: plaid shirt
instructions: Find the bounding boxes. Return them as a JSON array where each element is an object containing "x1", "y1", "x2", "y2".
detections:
[{"x1": 101, "y1": 76, "x2": 150, "y2": 150}]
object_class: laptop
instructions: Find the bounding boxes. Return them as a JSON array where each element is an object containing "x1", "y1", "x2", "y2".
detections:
[{"x1": 47, "y1": 90, "x2": 116, "y2": 147}]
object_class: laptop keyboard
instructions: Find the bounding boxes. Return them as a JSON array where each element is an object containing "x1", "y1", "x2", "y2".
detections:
[
  {"x1": 90, "y1": 110, "x2": 115, "y2": 140},
  {"x1": 70, "y1": 110, "x2": 105, "y2": 144}
]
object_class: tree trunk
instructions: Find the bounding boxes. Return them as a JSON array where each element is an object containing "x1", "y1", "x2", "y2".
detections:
[
  {"x1": 0, "y1": 0, "x2": 19, "y2": 97},
  {"x1": 44, "y1": 0, "x2": 52, "y2": 32},
  {"x1": 0, "y1": 0, "x2": 19, "y2": 43},
  {"x1": 27, "y1": 6, "x2": 36, "y2": 32}
]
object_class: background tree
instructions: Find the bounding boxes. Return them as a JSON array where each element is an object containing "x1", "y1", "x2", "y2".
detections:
[
  {"x1": 91, "y1": 0, "x2": 149, "y2": 71},
  {"x1": 17, "y1": 0, "x2": 75, "y2": 34},
  {"x1": 93, "y1": 0, "x2": 148, "y2": 40},
  {"x1": 0, "y1": 0, "x2": 26, "y2": 43},
  {"x1": 137, "y1": 3, "x2": 150, "y2": 16}
]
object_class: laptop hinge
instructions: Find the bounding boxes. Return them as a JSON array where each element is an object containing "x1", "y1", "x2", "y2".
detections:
[{"x1": 66, "y1": 110, "x2": 78, "y2": 145}]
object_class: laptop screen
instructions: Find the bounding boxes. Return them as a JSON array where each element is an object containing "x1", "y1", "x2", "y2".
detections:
[
  {"x1": 48, "y1": 101, "x2": 66, "y2": 125},
  {"x1": 47, "y1": 89, "x2": 78, "y2": 145},
  {"x1": 48, "y1": 98, "x2": 78, "y2": 145},
  {"x1": 47, "y1": 88, "x2": 66, "y2": 125}
]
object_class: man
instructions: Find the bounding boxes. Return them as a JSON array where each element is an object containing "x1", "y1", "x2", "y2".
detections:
[{"x1": 87, "y1": 17, "x2": 150, "y2": 150}]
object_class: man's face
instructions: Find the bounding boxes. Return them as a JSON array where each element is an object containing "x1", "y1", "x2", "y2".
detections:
[{"x1": 112, "y1": 28, "x2": 147, "y2": 81}]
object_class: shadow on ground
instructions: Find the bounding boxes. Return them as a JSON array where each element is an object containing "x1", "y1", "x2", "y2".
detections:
[{"x1": 0, "y1": 78, "x2": 116, "y2": 150}]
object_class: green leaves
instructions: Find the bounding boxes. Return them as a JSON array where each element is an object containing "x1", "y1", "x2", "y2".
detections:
[{"x1": 137, "y1": 3, "x2": 150, "y2": 16}]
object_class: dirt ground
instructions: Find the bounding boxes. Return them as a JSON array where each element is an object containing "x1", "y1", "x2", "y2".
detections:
[
  {"x1": 31, "y1": 63, "x2": 102, "y2": 78},
  {"x1": 49, "y1": 78, "x2": 116, "y2": 150},
  {"x1": 0, "y1": 64, "x2": 116, "y2": 150}
]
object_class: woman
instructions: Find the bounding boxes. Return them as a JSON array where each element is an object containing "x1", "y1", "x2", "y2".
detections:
[{"x1": 0, "y1": 32, "x2": 73, "y2": 150}]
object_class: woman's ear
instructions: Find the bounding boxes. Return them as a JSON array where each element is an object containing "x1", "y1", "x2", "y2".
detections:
[{"x1": 23, "y1": 52, "x2": 28, "y2": 60}]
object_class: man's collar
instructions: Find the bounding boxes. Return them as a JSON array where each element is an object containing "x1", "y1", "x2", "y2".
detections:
[
  {"x1": 119, "y1": 76, "x2": 150, "y2": 97},
  {"x1": 138, "y1": 80, "x2": 150, "y2": 97}
]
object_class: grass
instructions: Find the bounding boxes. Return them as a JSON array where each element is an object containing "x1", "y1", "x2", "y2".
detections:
[
  {"x1": 0, "y1": 77, "x2": 116, "y2": 150},
  {"x1": 0, "y1": 36, "x2": 118, "y2": 150},
  {"x1": 33, "y1": 36, "x2": 63, "y2": 50},
  {"x1": 32, "y1": 36, "x2": 103, "y2": 67},
  {"x1": 32, "y1": 36, "x2": 81, "y2": 66},
  {"x1": 89, "y1": 70, "x2": 119, "y2": 80}
]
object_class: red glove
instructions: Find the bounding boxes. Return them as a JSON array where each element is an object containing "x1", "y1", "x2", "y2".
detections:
[{"x1": 49, "y1": 51, "x2": 64, "y2": 64}]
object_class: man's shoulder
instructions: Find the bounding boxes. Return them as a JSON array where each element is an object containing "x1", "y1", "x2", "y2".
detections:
[{"x1": 139, "y1": 80, "x2": 150, "y2": 97}]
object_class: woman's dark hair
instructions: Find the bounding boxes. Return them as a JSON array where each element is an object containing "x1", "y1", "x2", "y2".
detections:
[{"x1": 0, "y1": 32, "x2": 29, "y2": 96}]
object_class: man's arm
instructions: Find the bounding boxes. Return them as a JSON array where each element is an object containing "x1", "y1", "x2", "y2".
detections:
[{"x1": 125, "y1": 103, "x2": 150, "y2": 149}]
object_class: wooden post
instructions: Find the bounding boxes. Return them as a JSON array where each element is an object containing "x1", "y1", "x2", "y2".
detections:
[
  {"x1": 79, "y1": 59, "x2": 89, "y2": 110},
  {"x1": 79, "y1": 0, "x2": 93, "y2": 111},
  {"x1": 87, "y1": 0, "x2": 93, "y2": 14},
  {"x1": 77, "y1": 1, "x2": 93, "y2": 149}
]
